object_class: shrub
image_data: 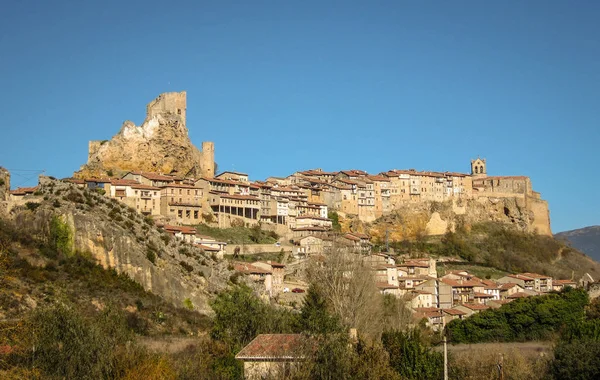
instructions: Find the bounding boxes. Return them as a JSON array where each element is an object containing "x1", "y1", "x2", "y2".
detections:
[
  {"x1": 179, "y1": 261, "x2": 193, "y2": 273},
  {"x1": 146, "y1": 250, "x2": 156, "y2": 265},
  {"x1": 49, "y1": 215, "x2": 73, "y2": 256},
  {"x1": 25, "y1": 202, "x2": 40, "y2": 211}
]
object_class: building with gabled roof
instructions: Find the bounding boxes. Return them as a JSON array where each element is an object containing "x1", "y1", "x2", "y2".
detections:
[{"x1": 236, "y1": 334, "x2": 311, "y2": 379}]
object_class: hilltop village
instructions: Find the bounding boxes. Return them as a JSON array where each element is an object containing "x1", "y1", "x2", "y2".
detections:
[
  {"x1": 5, "y1": 92, "x2": 581, "y2": 320},
  {"x1": 64, "y1": 92, "x2": 550, "y2": 238}
]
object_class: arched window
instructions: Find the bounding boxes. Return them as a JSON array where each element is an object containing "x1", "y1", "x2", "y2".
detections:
[
  {"x1": 480, "y1": 165, "x2": 484, "y2": 173},
  {"x1": 474, "y1": 166, "x2": 478, "y2": 174}
]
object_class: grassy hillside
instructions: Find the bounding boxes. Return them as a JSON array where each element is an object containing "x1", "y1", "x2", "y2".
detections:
[
  {"x1": 383, "y1": 222, "x2": 600, "y2": 280},
  {"x1": 0, "y1": 218, "x2": 210, "y2": 336},
  {"x1": 194, "y1": 223, "x2": 279, "y2": 244}
]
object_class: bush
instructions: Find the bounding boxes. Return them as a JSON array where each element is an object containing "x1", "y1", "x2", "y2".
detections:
[
  {"x1": 446, "y1": 287, "x2": 589, "y2": 343},
  {"x1": 179, "y1": 261, "x2": 193, "y2": 273},
  {"x1": 49, "y1": 215, "x2": 73, "y2": 256},
  {"x1": 25, "y1": 304, "x2": 134, "y2": 379},
  {"x1": 382, "y1": 329, "x2": 443, "y2": 380},
  {"x1": 146, "y1": 250, "x2": 156, "y2": 265},
  {"x1": 25, "y1": 202, "x2": 40, "y2": 211}
]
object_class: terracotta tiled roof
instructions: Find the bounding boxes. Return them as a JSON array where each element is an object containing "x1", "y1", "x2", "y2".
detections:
[
  {"x1": 554, "y1": 279, "x2": 576, "y2": 285},
  {"x1": 520, "y1": 272, "x2": 552, "y2": 279},
  {"x1": 86, "y1": 178, "x2": 112, "y2": 183},
  {"x1": 131, "y1": 183, "x2": 161, "y2": 191},
  {"x1": 443, "y1": 308, "x2": 467, "y2": 316},
  {"x1": 9, "y1": 186, "x2": 38, "y2": 195},
  {"x1": 507, "y1": 292, "x2": 534, "y2": 299},
  {"x1": 499, "y1": 282, "x2": 521, "y2": 290},
  {"x1": 233, "y1": 262, "x2": 272, "y2": 275},
  {"x1": 195, "y1": 244, "x2": 220, "y2": 252},
  {"x1": 460, "y1": 303, "x2": 490, "y2": 311},
  {"x1": 163, "y1": 225, "x2": 197, "y2": 234},
  {"x1": 111, "y1": 179, "x2": 141, "y2": 186},
  {"x1": 128, "y1": 172, "x2": 177, "y2": 181},
  {"x1": 235, "y1": 334, "x2": 309, "y2": 360},
  {"x1": 160, "y1": 183, "x2": 199, "y2": 189},
  {"x1": 474, "y1": 292, "x2": 494, "y2": 298},
  {"x1": 216, "y1": 171, "x2": 248, "y2": 177}
]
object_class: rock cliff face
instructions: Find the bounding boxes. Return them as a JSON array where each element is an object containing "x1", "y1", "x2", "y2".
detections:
[
  {"x1": 9, "y1": 177, "x2": 230, "y2": 314},
  {"x1": 0, "y1": 167, "x2": 9, "y2": 217},
  {"x1": 347, "y1": 197, "x2": 550, "y2": 241},
  {"x1": 75, "y1": 92, "x2": 215, "y2": 179}
]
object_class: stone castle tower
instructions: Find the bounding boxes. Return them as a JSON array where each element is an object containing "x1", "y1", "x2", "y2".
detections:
[
  {"x1": 200, "y1": 142, "x2": 215, "y2": 178},
  {"x1": 79, "y1": 91, "x2": 215, "y2": 178},
  {"x1": 471, "y1": 157, "x2": 487, "y2": 177},
  {"x1": 146, "y1": 91, "x2": 187, "y2": 126}
]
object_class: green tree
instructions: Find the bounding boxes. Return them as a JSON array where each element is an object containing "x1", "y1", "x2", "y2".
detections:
[
  {"x1": 328, "y1": 211, "x2": 341, "y2": 232},
  {"x1": 298, "y1": 285, "x2": 342, "y2": 335},
  {"x1": 382, "y1": 329, "x2": 443, "y2": 380},
  {"x1": 49, "y1": 215, "x2": 73, "y2": 256}
]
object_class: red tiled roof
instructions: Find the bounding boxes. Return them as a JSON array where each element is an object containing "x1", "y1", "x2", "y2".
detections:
[
  {"x1": 9, "y1": 186, "x2": 38, "y2": 195},
  {"x1": 554, "y1": 279, "x2": 576, "y2": 285},
  {"x1": 111, "y1": 179, "x2": 141, "y2": 186},
  {"x1": 233, "y1": 262, "x2": 272, "y2": 275},
  {"x1": 507, "y1": 292, "x2": 533, "y2": 299},
  {"x1": 460, "y1": 303, "x2": 490, "y2": 311},
  {"x1": 160, "y1": 183, "x2": 199, "y2": 189},
  {"x1": 474, "y1": 292, "x2": 494, "y2": 298},
  {"x1": 520, "y1": 272, "x2": 552, "y2": 279},
  {"x1": 131, "y1": 183, "x2": 161, "y2": 191},
  {"x1": 499, "y1": 282, "x2": 522, "y2": 290},
  {"x1": 236, "y1": 334, "x2": 309, "y2": 360},
  {"x1": 163, "y1": 225, "x2": 197, "y2": 234},
  {"x1": 443, "y1": 308, "x2": 467, "y2": 316},
  {"x1": 127, "y1": 172, "x2": 178, "y2": 181}
]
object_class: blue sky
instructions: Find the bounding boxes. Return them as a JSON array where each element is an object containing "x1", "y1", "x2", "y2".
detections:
[{"x1": 1, "y1": 1, "x2": 598, "y2": 233}]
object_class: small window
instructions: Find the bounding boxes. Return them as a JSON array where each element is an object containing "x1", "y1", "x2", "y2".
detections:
[{"x1": 177, "y1": 109, "x2": 182, "y2": 115}]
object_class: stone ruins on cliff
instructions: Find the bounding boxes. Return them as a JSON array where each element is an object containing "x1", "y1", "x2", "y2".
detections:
[{"x1": 76, "y1": 91, "x2": 215, "y2": 179}]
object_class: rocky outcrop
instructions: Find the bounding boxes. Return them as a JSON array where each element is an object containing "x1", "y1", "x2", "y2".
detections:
[
  {"x1": 0, "y1": 167, "x2": 9, "y2": 217},
  {"x1": 364, "y1": 197, "x2": 550, "y2": 242},
  {"x1": 10, "y1": 177, "x2": 230, "y2": 314},
  {"x1": 75, "y1": 92, "x2": 215, "y2": 179}
]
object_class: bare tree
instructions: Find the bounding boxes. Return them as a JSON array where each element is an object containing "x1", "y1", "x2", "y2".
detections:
[{"x1": 306, "y1": 243, "x2": 382, "y2": 339}]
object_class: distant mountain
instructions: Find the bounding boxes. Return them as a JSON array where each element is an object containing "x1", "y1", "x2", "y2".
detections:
[{"x1": 555, "y1": 226, "x2": 600, "y2": 262}]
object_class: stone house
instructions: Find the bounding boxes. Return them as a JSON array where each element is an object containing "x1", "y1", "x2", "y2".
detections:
[
  {"x1": 497, "y1": 273, "x2": 553, "y2": 293},
  {"x1": 233, "y1": 262, "x2": 273, "y2": 295},
  {"x1": 498, "y1": 283, "x2": 525, "y2": 299},
  {"x1": 194, "y1": 234, "x2": 227, "y2": 258},
  {"x1": 252, "y1": 261, "x2": 286, "y2": 296},
  {"x1": 453, "y1": 303, "x2": 490, "y2": 318},
  {"x1": 109, "y1": 179, "x2": 161, "y2": 215},
  {"x1": 407, "y1": 290, "x2": 434, "y2": 309},
  {"x1": 235, "y1": 334, "x2": 310, "y2": 380},
  {"x1": 553, "y1": 279, "x2": 577, "y2": 291},
  {"x1": 416, "y1": 278, "x2": 453, "y2": 309},
  {"x1": 442, "y1": 308, "x2": 467, "y2": 325},
  {"x1": 160, "y1": 184, "x2": 203, "y2": 224},
  {"x1": 162, "y1": 224, "x2": 197, "y2": 243}
]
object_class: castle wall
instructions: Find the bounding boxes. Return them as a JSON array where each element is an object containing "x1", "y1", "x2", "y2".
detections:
[
  {"x1": 528, "y1": 197, "x2": 552, "y2": 235},
  {"x1": 146, "y1": 91, "x2": 187, "y2": 125}
]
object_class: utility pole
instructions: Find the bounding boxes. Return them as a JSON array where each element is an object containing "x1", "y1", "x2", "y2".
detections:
[{"x1": 443, "y1": 334, "x2": 448, "y2": 380}]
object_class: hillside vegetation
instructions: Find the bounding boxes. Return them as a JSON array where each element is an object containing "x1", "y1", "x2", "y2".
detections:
[{"x1": 384, "y1": 222, "x2": 600, "y2": 280}]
